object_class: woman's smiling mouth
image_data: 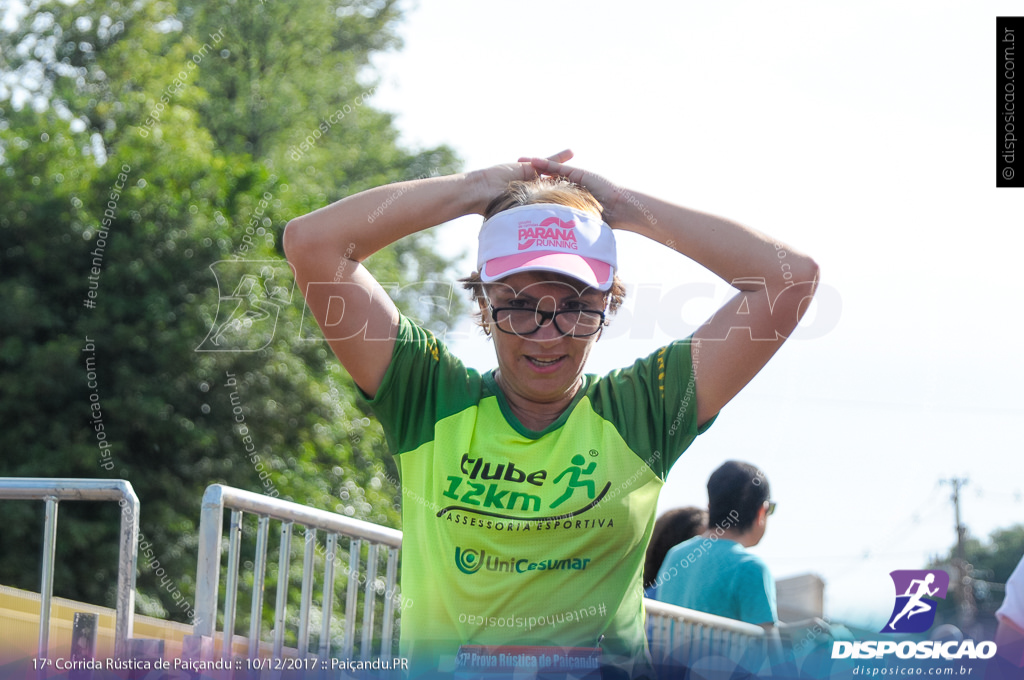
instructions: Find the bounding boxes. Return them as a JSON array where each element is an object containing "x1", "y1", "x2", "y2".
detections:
[{"x1": 525, "y1": 355, "x2": 565, "y2": 370}]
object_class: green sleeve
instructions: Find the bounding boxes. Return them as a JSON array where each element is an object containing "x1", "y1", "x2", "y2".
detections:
[
  {"x1": 363, "y1": 315, "x2": 481, "y2": 456},
  {"x1": 587, "y1": 337, "x2": 715, "y2": 479}
]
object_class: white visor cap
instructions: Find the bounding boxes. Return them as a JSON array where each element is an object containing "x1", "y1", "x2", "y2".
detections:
[{"x1": 477, "y1": 204, "x2": 617, "y2": 291}]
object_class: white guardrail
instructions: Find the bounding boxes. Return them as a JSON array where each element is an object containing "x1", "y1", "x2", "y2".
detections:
[
  {"x1": 188, "y1": 484, "x2": 403, "y2": 662},
  {"x1": 188, "y1": 484, "x2": 766, "y2": 668},
  {"x1": 0, "y1": 478, "x2": 769, "y2": 669},
  {"x1": 0, "y1": 478, "x2": 140, "y2": 659},
  {"x1": 644, "y1": 596, "x2": 768, "y2": 670}
]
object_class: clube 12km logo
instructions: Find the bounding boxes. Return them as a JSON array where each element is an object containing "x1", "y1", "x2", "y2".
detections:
[{"x1": 832, "y1": 570, "x2": 997, "y2": 661}]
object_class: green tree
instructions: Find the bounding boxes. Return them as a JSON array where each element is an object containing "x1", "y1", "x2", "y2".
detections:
[
  {"x1": 0, "y1": 0, "x2": 463, "y2": 642},
  {"x1": 928, "y1": 523, "x2": 1024, "y2": 638}
]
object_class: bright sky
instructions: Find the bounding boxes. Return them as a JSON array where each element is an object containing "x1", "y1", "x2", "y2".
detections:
[{"x1": 369, "y1": 0, "x2": 1024, "y2": 629}]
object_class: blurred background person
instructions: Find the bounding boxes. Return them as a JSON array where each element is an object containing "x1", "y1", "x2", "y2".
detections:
[
  {"x1": 996, "y1": 553, "x2": 1024, "y2": 667},
  {"x1": 654, "y1": 461, "x2": 778, "y2": 627},
  {"x1": 643, "y1": 506, "x2": 707, "y2": 599}
]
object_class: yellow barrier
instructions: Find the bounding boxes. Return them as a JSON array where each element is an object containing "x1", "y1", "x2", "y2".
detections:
[{"x1": 0, "y1": 584, "x2": 192, "y2": 660}]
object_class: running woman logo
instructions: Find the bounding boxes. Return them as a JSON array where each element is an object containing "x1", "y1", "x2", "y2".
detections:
[
  {"x1": 455, "y1": 547, "x2": 484, "y2": 574},
  {"x1": 517, "y1": 217, "x2": 578, "y2": 251},
  {"x1": 195, "y1": 260, "x2": 294, "y2": 352},
  {"x1": 881, "y1": 569, "x2": 950, "y2": 633}
]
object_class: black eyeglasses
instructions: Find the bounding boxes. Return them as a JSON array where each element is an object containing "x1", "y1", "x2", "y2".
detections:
[
  {"x1": 488, "y1": 305, "x2": 606, "y2": 338},
  {"x1": 765, "y1": 500, "x2": 777, "y2": 516}
]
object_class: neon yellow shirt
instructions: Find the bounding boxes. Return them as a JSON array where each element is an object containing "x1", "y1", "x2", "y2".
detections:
[{"x1": 367, "y1": 316, "x2": 712, "y2": 677}]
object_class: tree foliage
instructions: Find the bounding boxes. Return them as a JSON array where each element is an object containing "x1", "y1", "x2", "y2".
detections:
[
  {"x1": 928, "y1": 523, "x2": 1024, "y2": 638},
  {"x1": 0, "y1": 0, "x2": 464, "y2": 633}
]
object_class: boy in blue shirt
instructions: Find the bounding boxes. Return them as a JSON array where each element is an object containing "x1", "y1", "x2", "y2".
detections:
[{"x1": 655, "y1": 460, "x2": 777, "y2": 627}]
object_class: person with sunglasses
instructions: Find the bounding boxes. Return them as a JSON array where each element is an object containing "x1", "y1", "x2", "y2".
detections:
[
  {"x1": 653, "y1": 461, "x2": 833, "y2": 677},
  {"x1": 653, "y1": 461, "x2": 781, "y2": 628},
  {"x1": 283, "y1": 150, "x2": 819, "y2": 678}
]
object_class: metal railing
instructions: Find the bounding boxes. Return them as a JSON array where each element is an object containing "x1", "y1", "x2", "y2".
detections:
[
  {"x1": 190, "y1": 484, "x2": 403, "y2": 662},
  {"x1": 0, "y1": 478, "x2": 801, "y2": 674},
  {"x1": 644, "y1": 597, "x2": 768, "y2": 671},
  {"x1": 0, "y1": 478, "x2": 139, "y2": 659},
  {"x1": 189, "y1": 484, "x2": 775, "y2": 669}
]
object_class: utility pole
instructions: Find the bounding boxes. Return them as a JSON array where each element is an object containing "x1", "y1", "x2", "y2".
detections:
[{"x1": 940, "y1": 477, "x2": 977, "y2": 632}]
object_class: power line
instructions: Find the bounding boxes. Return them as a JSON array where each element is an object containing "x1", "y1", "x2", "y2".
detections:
[
  {"x1": 940, "y1": 477, "x2": 977, "y2": 632},
  {"x1": 791, "y1": 486, "x2": 948, "y2": 581}
]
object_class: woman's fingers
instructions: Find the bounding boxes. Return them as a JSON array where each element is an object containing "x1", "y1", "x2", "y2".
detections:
[
  {"x1": 547, "y1": 149, "x2": 574, "y2": 163},
  {"x1": 524, "y1": 159, "x2": 621, "y2": 215},
  {"x1": 530, "y1": 157, "x2": 583, "y2": 183},
  {"x1": 517, "y1": 149, "x2": 573, "y2": 164}
]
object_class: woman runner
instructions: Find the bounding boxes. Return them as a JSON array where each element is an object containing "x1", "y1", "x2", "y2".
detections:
[{"x1": 284, "y1": 149, "x2": 819, "y2": 678}]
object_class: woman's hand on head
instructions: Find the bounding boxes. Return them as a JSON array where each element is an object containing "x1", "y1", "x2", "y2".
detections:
[
  {"x1": 518, "y1": 155, "x2": 626, "y2": 225},
  {"x1": 468, "y1": 150, "x2": 576, "y2": 215}
]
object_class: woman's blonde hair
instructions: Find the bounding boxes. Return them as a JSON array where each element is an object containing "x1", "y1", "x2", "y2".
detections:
[
  {"x1": 461, "y1": 177, "x2": 626, "y2": 333},
  {"x1": 483, "y1": 177, "x2": 605, "y2": 220}
]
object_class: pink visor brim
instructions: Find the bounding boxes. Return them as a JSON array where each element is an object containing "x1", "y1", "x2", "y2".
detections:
[{"x1": 481, "y1": 252, "x2": 614, "y2": 291}]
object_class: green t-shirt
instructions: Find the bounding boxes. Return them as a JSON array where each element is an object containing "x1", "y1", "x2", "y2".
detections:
[{"x1": 367, "y1": 316, "x2": 712, "y2": 677}]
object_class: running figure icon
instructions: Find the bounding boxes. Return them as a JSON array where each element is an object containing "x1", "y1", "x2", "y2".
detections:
[
  {"x1": 888, "y1": 573, "x2": 940, "y2": 630},
  {"x1": 549, "y1": 455, "x2": 597, "y2": 509}
]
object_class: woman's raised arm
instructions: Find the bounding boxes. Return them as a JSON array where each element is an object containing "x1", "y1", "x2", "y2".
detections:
[
  {"x1": 283, "y1": 152, "x2": 573, "y2": 396},
  {"x1": 522, "y1": 156, "x2": 820, "y2": 426}
]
